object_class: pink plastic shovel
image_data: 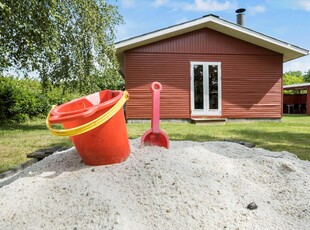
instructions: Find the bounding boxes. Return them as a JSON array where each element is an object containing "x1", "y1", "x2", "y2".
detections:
[{"x1": 141, "y1": 82, "x2": 170, "y2": 148}]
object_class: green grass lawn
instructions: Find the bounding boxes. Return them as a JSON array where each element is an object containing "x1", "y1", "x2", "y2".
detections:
[
  {"x1": 0, "y1": 115, "x2": 309, "y2": 173},
  {"x1": 128, "y1": 115, "x2": 310, "y2": 161},
  {"x1": 0, "y1": 118, "x2": 73, "y2": 174}
]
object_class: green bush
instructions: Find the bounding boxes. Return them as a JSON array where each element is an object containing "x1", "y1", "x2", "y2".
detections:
[
  {"x1": 0, "y1": 76, "x2": 81, "y2": 123},
  {"x1": 0, "y1": 73, "x2": 124, "y2": 123},
  {"x1": 1, "y1": 77, "x2": 41, "y2": 122},
  {"x1": 0, "y1": 77, "x2": 16, "y2": 122}
]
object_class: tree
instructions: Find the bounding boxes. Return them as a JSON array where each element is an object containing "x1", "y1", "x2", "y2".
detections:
[
  {"x1": 283, "y1": 71, "x2": 304, "y2": 85},
  {"x1": 283, "y1": 71, "x2": 305, "y2": 94},
  {"x1": 0, "y1": 0, "x2": 123, "y2": 93},
  {"x1": 303, "y1": 70, "x2": 310, "y2": 82}
]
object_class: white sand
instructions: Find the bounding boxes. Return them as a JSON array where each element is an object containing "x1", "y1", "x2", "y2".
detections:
[{"x1": 0, "y1": 139, "x2": 309, "y2": 230}]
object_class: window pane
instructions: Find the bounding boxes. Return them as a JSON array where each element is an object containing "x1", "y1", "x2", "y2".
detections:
[
  {"x1": 194, "y1": 65, "x2": 204, "y2": 110},
  {"x1": 209, "y1": 65, "x2": 218, "y2": 110}
]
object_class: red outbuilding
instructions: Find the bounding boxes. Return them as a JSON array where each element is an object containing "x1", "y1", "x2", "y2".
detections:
[
  {"x1": 116, "y1": 14, "x2": 309, "y2": 121},
  {"x1": 283, "y1": 83, "x2": 310, "y2": 115}
]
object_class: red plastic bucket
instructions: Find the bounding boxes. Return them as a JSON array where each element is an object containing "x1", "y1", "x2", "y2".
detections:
[{"x1": 46, "y1": 90, "x2": 130, "y2": 166}]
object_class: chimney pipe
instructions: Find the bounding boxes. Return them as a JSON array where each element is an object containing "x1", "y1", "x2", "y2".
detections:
[{"x1": 235, "y1": 8, "x2": 246, "y2": 26}]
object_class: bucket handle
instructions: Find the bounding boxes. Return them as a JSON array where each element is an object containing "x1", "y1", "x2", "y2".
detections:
[{"x1": 46, "y1": 91, "x2": 129, "y2": 137}]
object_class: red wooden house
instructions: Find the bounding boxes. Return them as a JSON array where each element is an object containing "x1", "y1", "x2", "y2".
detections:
[{"x1": 115, "y1": 14, "x2": 309, "y2": 121}]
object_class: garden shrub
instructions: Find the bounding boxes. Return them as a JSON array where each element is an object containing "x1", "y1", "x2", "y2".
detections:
[
  {"x1": 0, "y1": 73, "x2": 123, "y2": 123},
  {"x1": 0, "y1": 76, "x2": 81, "y2": 123}
]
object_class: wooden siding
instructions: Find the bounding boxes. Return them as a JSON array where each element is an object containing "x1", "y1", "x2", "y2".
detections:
[
  {"x1": 125, "y1": 54, "x2": 190, "y2": 119},
  {"x1": 124, "y1": 28, "x2": 283, "y2": 119},
  {"x1": 222, "y1": 55, "x2": 282, "y2": 118},
  {"x1": 131, "y1": 28, "x2": 277, "y2": 55},
  {"x1": 283, "y1": 94, "x2": 307, "y2": 104}
]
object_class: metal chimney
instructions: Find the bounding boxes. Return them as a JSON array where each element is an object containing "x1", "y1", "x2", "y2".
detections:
[{"x1": 235, "y1": 8, "x2": 246, "y2": 26}]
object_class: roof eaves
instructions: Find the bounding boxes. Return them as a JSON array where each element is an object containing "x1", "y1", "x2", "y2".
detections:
[
  {"x1": 115, "y1": 15, "x2": 216, "y2": 45},
  {"x1": 283, "y1": 83, "x2": 310, "y2": 90},
  {"x1": 115, "y1": 16, "x2": 203, "y2": 45},
  {"x1": 206, "y1": 16, "x2": 309, "y2": 57},
  {"x1": 115, "y1": 15, "x2": 219, "y2": 52},
  {"x1": 115, "y1": 15, "x2": 309, "y2": 61}
]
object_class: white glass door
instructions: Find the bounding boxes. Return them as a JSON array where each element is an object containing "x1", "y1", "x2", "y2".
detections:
[{"x1": 190, "y1": 62, "x2": 222, "y2": 116}]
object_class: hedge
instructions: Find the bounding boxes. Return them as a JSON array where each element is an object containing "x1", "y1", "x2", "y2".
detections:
[{"x1": 0, "y1": 76, "x2": 80, "y2": 123}]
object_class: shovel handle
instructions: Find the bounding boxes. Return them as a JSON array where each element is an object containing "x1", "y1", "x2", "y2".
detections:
[{"x1": 150, "y1": 82, "x2": 162, "y2": 134}]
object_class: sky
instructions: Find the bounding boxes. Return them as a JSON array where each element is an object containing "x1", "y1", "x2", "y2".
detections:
[{"x1": 113, "y1": 0, "x2": 310, "y2": 73}]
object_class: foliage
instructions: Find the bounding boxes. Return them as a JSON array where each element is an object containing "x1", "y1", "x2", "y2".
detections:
[
  {"x1": 93, "y1": 70, "x2": 125, "y2": 91},
  {"x1": 0, "y1": 76, "x2": 81, "y2": 123},
  {"x1": 0, "y1": 0, "x2": 123, "y2": 94},
  {"x1": 303, "y1": 70, "x2": 310, "y2": 82},
  {"x1": 0, "y1": 77, "x2": 38, "y2": 122},
  {"x1": 283, "y1": 71, "x2": 304, "y2": 85},
  {"x1": 283, "y1": 70, "x2": 310, "y2": 85},
  {"x1": 283, "y1": 71, "x2": 305, "y2": 94}
]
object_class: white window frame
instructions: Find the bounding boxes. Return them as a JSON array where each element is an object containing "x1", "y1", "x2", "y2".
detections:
[{"x1": 190, "y1": 62, "x2": 222, "y2": 116}]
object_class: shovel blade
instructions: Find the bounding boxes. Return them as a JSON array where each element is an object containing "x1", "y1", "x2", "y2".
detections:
[{"x1": 141, "y1": 129, "x2": 169, "y2": 149}]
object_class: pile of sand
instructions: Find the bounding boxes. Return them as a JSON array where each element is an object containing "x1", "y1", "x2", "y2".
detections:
[{"x1": 0, "y1": 139, "x2": 309, "y2": 229}]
